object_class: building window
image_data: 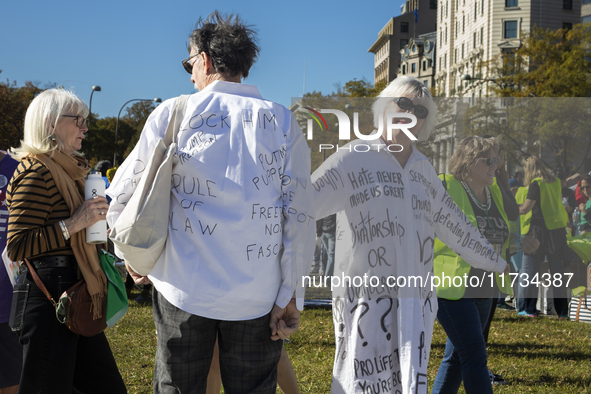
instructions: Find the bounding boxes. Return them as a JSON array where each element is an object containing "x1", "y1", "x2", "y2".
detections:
[
  {"x1": 440, "y1": 29, "x2": 443, "y2": 46},
  {"x1": 412, "y1": 63, "x2": 416, "y2": 73},
  {"x1": 431, "y1": 0, "x2": 437, "y2": 8},
  {"x1": 482, "y1": 0, "x2": 485, "y2": 14},
  {"x1": 462, "y1": 43, "x2": 464, "y2": 59},
  {"x1": 481, "y1": 27, "x2": 484, "y2": 44},
  {"x1": 504, "y1": 21, "x2": 518, "y2": 38},
  {"x1": 563, "y1": 22, "x2": 573, "y2": 30},
  {"x1": 456, "y1": 21, "x2": 459, "y2": 38},
  {"x1": 506, "y1": 0, "x2": 517, "y2": 7},
  {"x1": 400, "y1": 39, "x2": 408, "y2": 50},
  {"x1": 563, "y1": 0, "x2": 572, "y2": 9},
  {"x1": 475, "y1": 2, "x2": 477, "y2": 20},
  {"x1": 444, "y1": 53, "x2": 447, "y2": 67},
  {"x1": 584, "y1": 0, "x2": 591, "y2": 4},
  {"x1": 503, "y1": 50, "x2": 518, "y2": 73},
  {"x1": 454, "y1": 48, "x2": 458, "y2": 63},
  {"x1": 401, "y1": 22, "x2": 409, "y2": 33},
  {"x1": 402, "y1": 65, "x2": 406, "y2": 75},
  {"x1": 423, "y1": 60, "x2": 427, "y2": 71},
  {"x1": 424, "y1": 80, "x2": 429, "y2": 88},
  {"x1": 445, "y1": 25, "x2": 448, "y2": 44},
  {"x1": 474, "y1": 32, "x2": 477, "y2": 48},
  {"x1": 446, "y1": 1, "x2": 449, "y2": 17},
  {"x1": 584, "y1": 15, "x2": 591, "y2": 23}
]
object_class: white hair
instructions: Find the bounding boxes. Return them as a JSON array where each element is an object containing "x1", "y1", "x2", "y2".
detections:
[
  {"x1": 372, "y1": 76, "x2": 437, "y2": 141},
  {"x1": 10, "y1": 88, "x2": 89, "y2": 160}
]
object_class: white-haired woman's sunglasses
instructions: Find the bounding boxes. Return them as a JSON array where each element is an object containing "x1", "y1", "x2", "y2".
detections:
[{"x1": 394, "y1": 97, "x2": 429, "y2": 119}]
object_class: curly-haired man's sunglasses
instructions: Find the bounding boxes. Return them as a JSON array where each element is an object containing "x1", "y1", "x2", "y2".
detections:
[{"x1": 182, "y1": 53, "x2": 201, "y2": 74}]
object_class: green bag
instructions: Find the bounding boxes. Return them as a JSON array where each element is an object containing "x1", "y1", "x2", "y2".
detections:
[{"x1": 99, "y1": 249, "x2": 128, "y2": 327}]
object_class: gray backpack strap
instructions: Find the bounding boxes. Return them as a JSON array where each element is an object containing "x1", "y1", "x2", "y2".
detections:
[{"x1": 163, "y1": 95, "x2": 190, "y2": 147}]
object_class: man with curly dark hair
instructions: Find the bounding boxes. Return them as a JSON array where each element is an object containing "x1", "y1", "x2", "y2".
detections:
[{"x1": 106, "y1": 11, "x2": 314, "y2": 393}]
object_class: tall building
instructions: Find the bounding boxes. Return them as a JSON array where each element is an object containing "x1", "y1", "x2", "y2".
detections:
[
  {"x1": 368, "y1": 0, "x2": 438, "y2": 85},
  {"x1": 435, "y1": 0, "x2": 582, "y2": 97},
  {"x1": 583, "y1": 0, "x2": 591, "y2": 23},
  {"x1": 398, "y1": 32, "x2": 437, "y2": 89}
]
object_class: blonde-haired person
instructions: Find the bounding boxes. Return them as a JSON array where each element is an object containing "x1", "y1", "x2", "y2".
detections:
[
  {"x1": 313, "y1": 77, "x2": 508, "y2": 393},
  {"x1": 516, "y1": 156, "x2": 570, "y2": 318},
  {"x1": 431, "y1": 136, "x2": 539, "y2": 393},
  {"x1": 6, "y1": 89, "x2": 125, "y2": 393}
]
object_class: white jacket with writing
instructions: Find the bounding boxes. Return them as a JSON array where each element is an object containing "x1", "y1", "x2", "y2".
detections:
[
  {"x1": 107, "y1": 81, "x2": 314, "y2": 320},
  {"x1": 312, "y1": 139, "x2": 506, "y2": 394}
]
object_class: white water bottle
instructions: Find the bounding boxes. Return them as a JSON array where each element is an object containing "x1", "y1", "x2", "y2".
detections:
[
  {"x1": 573, "y1": 207, "x2": 581, "y2": 226},
  {"x1": 85, "y1": 172, "x2": 107, "y2": 244}
]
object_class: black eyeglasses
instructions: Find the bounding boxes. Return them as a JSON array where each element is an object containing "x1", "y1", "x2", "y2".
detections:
[
  {"x1": 478, "y1": 157, "x2": 500, "y2": 167},
  {"x1": 394, "y1": 97, "x2": 429, "y2": 119},
  {"x1": 182, "y1": 53, "x2": 201, "y2": 74},
  {"x1": 581, "y1": 185, "x2": 591, "y2": 190},
  {"x1": 62, "y1": 115, "x2": 87, "y2": 127}
]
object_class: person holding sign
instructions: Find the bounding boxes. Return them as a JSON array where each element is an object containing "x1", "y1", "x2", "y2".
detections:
[
  {"x1": 517, "y1": 156, "x2": 570, "y2": 318},
  {"x1": 312, "y1": 77, "x2": 509, "y2": 394},
  {"x1": 431, "y1": 137, "x2": 538, "y2": 393}
]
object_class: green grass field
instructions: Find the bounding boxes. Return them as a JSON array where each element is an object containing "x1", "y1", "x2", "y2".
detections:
[{"x1": 107, "y1": 293, "x2": 591, "y2": 393}]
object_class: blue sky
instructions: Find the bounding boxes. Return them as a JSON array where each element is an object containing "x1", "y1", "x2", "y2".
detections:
[{"x1": 1, "y1": 0, "x2": 408, "y2": 118}]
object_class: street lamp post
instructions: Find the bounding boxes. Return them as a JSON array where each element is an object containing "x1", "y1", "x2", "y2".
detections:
[
  {"x1": 88, "y1": 86, "x2": 101, "y2": 128},
  {"x1": 114, "y1": 98, "x2": 162, "y2": 166},
  {"x1": 451, "y1": 106, "x2": 468, "y2": 154}
]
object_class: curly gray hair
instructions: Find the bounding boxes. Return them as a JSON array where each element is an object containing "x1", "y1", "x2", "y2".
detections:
[{"x1": 188, "y1": 11, "x2": 260, "y2": 79}]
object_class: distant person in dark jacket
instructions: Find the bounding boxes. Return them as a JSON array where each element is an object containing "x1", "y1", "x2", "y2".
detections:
[{"x1": 317, "y1": 214, "x2": 336, "y2": 276}]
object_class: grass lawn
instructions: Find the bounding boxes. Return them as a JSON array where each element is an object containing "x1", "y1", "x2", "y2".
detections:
[{"x1": 107, "y1": 293, "x2": 591, "y2": 393}]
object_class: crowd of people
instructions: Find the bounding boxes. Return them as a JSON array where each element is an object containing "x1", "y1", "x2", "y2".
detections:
[{"x1": 1, "y1": 10, "x2": 589, "y2": 394}]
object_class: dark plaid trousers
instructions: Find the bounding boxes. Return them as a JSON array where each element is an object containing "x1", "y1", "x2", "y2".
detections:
[{"x1": 153, "y1": 290, "x2": 282, "y2": 394}]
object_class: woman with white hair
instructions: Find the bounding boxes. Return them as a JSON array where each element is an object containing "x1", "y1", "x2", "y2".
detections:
[
  {"x1": 6, "y1": 89, "x2": 126, "y2": 393},
  {"x1": 312, "y1": 77, "x2": 508, "y2": 393}
]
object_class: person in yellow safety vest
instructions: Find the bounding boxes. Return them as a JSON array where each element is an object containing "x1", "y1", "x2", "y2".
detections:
[
  {"x1": 481, "y1": 138, "x2": 518, "y2": 386},
  {"x1": 517, "y1": 156, "x2": 570, "y2": 318},
  {"x1": 432, "y1": 137, "x2": 539, "y2": 394},
  {"x1": 577, "y1": 175, "x2": 591, "y2": 234}
]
